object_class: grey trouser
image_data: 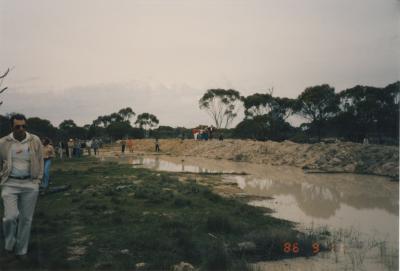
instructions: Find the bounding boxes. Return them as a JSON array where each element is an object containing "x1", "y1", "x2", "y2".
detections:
[{"x1": 1, "y1": 185, "x2": 39, "y2": 255}]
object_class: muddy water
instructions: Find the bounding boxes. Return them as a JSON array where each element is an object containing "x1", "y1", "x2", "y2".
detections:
[
  {"x1": 120, "y1": 154, "x2": 399, "y2": 245},
  {"x1": 106, "y1": 154, "x2": 398, "y2": 270}
]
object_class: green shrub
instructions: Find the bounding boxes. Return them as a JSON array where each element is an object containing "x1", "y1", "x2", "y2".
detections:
[
  {"x1": 173, "y1": 196, "x2": 192, "y2": 207},
  {"x1": 202, "y1": 189, "x2": 221, "y2": 202},
  {"x1": 206, "y1": 213, "x2": 234, "y2": 234}
]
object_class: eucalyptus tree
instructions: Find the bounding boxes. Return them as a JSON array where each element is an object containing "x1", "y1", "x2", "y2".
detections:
[
  {"x1": 27, "y1": 117, "x2": 58, "y2": 140},
  {"x1": 336, "y1": 81, "x2": 400, "y2": 141},
  {"x1": 59, "y1": 119, "x2": 87, "y2": 140},
  {"x1": 243, "y1": 93, "x2": 274, "y2": 118},
  {"x1": 240, "y1": 93, "x2": 295, "y2": 140},
  {"x1": 199, "y1": 88, "x2": 242, "y2": 129},
  {"x1": 135, "y1": 113, "x2": 159, "y2": 137},
  {"x1": 118, "y1": 107, "x2": 135, "y2": 122},
  {"x1": 296, "y1": 84, "x2": 339, "y2": 141},
  {"x1": 244, "y1": 94, "x2": 295, "y2": 120}
]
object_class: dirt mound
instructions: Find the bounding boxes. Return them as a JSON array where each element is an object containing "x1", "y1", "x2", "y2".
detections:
[{"x1": 108, "y1": 139, "x2": 399, "y2": 179}]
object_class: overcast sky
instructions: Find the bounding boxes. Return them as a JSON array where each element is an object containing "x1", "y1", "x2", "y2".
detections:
[{"x1": 0, "y1": 0, "x2": 399, "y2": 127}]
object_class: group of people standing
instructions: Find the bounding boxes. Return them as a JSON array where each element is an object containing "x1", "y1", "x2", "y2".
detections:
[
  {"x1": 192, "y1": 126, "x2": 215, "y2": 141},
  {"x1": 120, "y1": 138, "x2": 161, "y2": 153},
  {"x1": 59, "y1": 138, "x2": 101, "y2": 159},
  {"x1": 120, "y1": 138, "x2": 135, "y2": 153},
  {"x1": 192, "y1": 126, "x2": 224, "y2": 141}
]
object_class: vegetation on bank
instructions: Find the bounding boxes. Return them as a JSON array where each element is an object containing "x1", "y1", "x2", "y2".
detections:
[{"x1": 1, "y1": 157, "x2": 325, "y2": 270}]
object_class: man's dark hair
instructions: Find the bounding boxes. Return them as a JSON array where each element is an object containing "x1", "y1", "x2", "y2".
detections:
[{"x1": 10, "y1": 113, "x2": 27, "y2": 126}]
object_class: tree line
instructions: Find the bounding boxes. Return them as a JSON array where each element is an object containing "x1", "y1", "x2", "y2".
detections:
[
  {"x1": 199, "y1": 81, "x2": 399, "y2": 144},
  {"x1": 0, "y1": 108, "x2": 162, "y2": 142},
  {"x1": 0, "y1": 81, "x2": 398, "y2": 145}
]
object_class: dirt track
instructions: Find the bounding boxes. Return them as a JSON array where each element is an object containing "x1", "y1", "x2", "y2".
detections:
[{"x1": 107, "y1": 139, "x2": 399, "y2": 179}]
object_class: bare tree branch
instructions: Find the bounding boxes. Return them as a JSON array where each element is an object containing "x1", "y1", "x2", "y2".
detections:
[
  {"x1": 0, "y1": 87, "x2": 8, "y2": 94},
  {"x1": 0, "y1": 68, "x2": 9, "y2": 79},
  {"x1": 0, "y1": 67, "x2": 12, "y2": 106}
]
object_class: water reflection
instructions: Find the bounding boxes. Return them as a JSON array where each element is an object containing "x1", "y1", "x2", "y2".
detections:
[
  {"x1": 111, "y1": 155, "x2": 399, "y2": 244},
  {"x1": 231, "y1": 175, "x2": 341, "y2": 218},
  {"x1": 130, "y1": 156, "x2": 233, "y2": 174},
  {"x1": 228, "y1": 173, "x2": 397, "y2": 217},
  {"x1": 225, "y1": 171, "x2": 398, "y2": 243}
]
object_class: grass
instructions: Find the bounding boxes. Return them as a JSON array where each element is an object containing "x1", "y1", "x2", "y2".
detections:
[
  {"x1": 0, "y1": 156, "x2": 322, "y2": 270},
  {"x1": 306, "y1": 225, "x2": 399, "y2": 271}
]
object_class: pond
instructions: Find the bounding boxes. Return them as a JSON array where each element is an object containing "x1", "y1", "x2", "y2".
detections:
[
  {"x1": 120, "y1": 155, "x2": 398, "y2": 245},
  {"x1": 104, "y1": 154, "x2": 399, "y2": 270}
]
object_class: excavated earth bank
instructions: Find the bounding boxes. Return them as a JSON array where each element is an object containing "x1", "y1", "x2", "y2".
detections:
[{"x1": 108, "y1": 139, "x2": 399, "y2": 179}]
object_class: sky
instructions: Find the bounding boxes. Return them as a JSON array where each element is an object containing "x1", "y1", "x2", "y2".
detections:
[{"x1": 0, "y1": 0, "x2": 399, "y2": 128}]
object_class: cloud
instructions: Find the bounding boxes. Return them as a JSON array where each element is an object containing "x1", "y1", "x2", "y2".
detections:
[
  {"x1": 0, "y1": 81, "x2": 215, "y2": 128},
  {"x1": 1, "y1": 0, "x2": 398, "y2": 130}
]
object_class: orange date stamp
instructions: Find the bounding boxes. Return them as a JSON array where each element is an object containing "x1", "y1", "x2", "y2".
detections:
[{"x1": 282, "y1": 242, "x2": 321, "y2": 254}]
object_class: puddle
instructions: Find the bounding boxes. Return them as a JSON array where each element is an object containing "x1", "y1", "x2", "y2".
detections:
[
  {"x1": 109, "y1": 154, "x2": 399, "y2": 244},
  {"x1": 103, "y1": 154, "x2": 399, "y2": 270},
  {"x1": 108, "y1": 154, "x2": 237, "y2": 174},
  {"x1": 130, "y1": 156, "x2": 231, "y2": 173}
]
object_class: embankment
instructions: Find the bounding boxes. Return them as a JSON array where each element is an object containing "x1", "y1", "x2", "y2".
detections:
[{"x1": 109, "y1": 139, "x2": 399, "y2": 179}]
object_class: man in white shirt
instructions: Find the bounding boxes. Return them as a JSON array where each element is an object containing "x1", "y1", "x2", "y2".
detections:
[
  {"x1": 86, "y1": 139, "x2": 92, "y2": 156},
  {"x1": 0, "y1": 114, "x2": 43, "y2": 261}
]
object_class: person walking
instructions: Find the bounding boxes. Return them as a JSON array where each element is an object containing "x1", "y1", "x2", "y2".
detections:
[
  {"x1": 86, "y1": 139, "x2": 92, "y2": 156},
  {"x1": 155, "y1": 138, "x2": 160, "y2": 152},
  {"x1": 41, "y1": 138, "x2": 55, "y2": 190},
  {"x1": 57, "y1": 141, "x2": 63, "y2": 159},
  {"x1": 67, "y1": 139, "x2": 74, "y2": 158},
  {"x1": 0, "y1": 114, "x2": 44, "y2": 259},
  {"x1": 92, "y1": 139, "x2": 99, "y2": 156},
  {"x1": 121, "y1": 139, "x2": 126, "y2": 153},
  {"x1": 127, "y1": 139, "x2": 134, "y2": 153},
  {"x1": 74, "y1": 139, "x2": 81, "y2": 157}
]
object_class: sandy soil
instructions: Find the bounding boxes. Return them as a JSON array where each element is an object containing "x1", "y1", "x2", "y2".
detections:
[{"x1": 108, "y1": 139, "x2": 399, "y2": 179}]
